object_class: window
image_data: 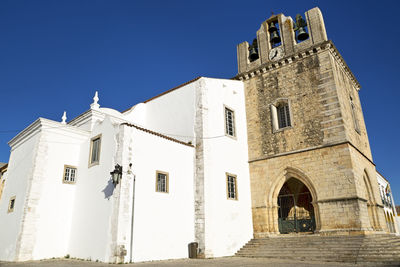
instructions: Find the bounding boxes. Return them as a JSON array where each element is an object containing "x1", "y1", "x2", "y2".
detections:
[
  {"x1": 226, "y1": 173, "x2": 238, "y2": 200},
  {"x1": 277, "y1": 104, "x2": 291, "y2": 128},
  {"x1": 63, "y1": 165, "x2": 77, "y2": 184},
  {"x1": 156, "y1": 171, "x2": 169, "y2": 193},
  {"x1": 271, "y1": 99, "x2": 292, "y2": 132},
  {"x1": 8, "y1": 196, "x2": 15, "y2": 213},
  {"x1": 89, "y1": 135, "x2": 101, "y2": 166},
  {"x1": 225, "y1": 106, "x2": 236, "y2": 137},
  {"x1": 350, "y1": 96, "x2": 360, "y2": 133}
]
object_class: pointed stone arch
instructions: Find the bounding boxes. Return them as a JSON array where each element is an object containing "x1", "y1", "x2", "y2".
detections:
[
  {"x1": 268, "y1": 166, "x2": 321, "y2": 233},
  {"x1": 363, "y1": 169, "x2": 380, "y2": 231}
]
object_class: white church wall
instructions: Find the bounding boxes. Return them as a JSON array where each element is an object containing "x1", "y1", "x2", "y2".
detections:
[
  {"x1": 0, "y1": 133, "x2": 40, "y2": 261},
  {"x1": 201, "y1": 78, "x2": 253, "y2": 257},
  {"x1": 129, "y1": 127, "x2": 195, "y2": 262},
  {"x1": 68, "y1": 116, "x2": 119, "y2": 262},
  {"x1": 143, "y1": 80, "x2": 196, "y2": 144},
  {"x1": 122, "y1": 103, "x2": 146, "y2": 126},
  {"x1": 31, "y1": 127, "x2": 88, "y2": 259}
]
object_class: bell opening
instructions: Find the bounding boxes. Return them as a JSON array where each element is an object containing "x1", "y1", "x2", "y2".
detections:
[
  {"x1": 248, "y1": 38, "x2": 259, "y2": 62},
  {"x1": 294, "y1": 14, "x2": 310, "y2": 43},
  {"x1": 268, "y1": 21, "x2": 282, "y2": 48}
]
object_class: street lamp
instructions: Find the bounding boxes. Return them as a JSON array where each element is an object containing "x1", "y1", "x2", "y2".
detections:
[{"x1": 110, "y1": 164, "x2": 123, "y2": 186}]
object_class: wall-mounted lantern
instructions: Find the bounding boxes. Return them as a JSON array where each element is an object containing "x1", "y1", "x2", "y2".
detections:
[{"x1": 110, "y1": 164, "x2": 123, "y2": 186}]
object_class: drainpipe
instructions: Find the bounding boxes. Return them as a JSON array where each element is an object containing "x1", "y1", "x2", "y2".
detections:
[{"x1": 129, "y1": 174, "x2": 136, "y2": 263}]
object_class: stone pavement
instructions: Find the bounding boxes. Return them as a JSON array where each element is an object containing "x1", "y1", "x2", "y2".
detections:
[{"x1": 0, "y1": 257, "x2": 398, "y2": 267}]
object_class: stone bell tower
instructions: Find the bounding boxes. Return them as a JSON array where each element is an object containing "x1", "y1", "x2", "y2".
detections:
[{"x1": 236, "y1": 7, "x2": 387, "y2": 236}]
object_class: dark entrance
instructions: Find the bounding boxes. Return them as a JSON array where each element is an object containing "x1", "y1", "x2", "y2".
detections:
[{"x1": 278, "y1": 178, "x2": 316, "y2": 233}]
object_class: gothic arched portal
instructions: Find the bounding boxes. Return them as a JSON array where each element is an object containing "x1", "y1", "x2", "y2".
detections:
[{"x1": 277, "y1": 178, "x2": 316, "y2": 233}]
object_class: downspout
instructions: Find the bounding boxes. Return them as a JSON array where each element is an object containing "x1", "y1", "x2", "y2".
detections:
[{"x1": 129, "y1": 173, "x2": 136, "y2": 263}]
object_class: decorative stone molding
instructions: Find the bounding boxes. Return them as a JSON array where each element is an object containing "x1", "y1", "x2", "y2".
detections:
[{"x1": 235, "y1": 40, "x2": 361, "y2": 91}]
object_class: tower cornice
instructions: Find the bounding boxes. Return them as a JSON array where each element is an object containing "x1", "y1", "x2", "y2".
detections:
[{"x1": 235, "y1": 40, "x2": 361, "y2": 91}]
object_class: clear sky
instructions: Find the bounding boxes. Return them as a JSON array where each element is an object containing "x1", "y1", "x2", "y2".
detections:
[{"x1": 1, "y1": 0, "x2": 399, "y2": 201}]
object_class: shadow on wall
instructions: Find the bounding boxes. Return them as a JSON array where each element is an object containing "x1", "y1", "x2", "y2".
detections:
[{"x1": 102, "y1": 179, "x2": 115, "y2": 199}]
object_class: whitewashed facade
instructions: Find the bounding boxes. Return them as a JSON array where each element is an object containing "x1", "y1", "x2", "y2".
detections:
[
  {"x1": 377, "y1": 172, "x2": 399, "y2": 234},
  {"x1": 0, "y1": 77, "x2": 253, "y2": 263}
]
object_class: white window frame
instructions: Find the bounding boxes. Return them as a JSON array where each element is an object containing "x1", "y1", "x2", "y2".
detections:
[
  {"x1": 155, "y1": 171, "x2": 169, "y2": 193},
  {"x1": 89, "y1": 134, "x2": 102, "y2": 167},
  {"x1": 270, "y1": 98, "x2": 292, "y2": 132},
  {"x1": 63, "y1": 165, "x2": 77, "y2": 184},
  {"x1": 226, "y1": 173, "x2": 238, "y2": 200},
  {"x1": 224, "y1": 105, "x2": 236, "y2": 138}
]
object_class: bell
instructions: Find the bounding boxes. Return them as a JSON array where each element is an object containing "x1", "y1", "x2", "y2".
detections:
[
  {"x1": 268, "y1": 22, "x2": 278, "y2": 33},
  {"x1": 249, "y1": 47, "x2": 259, "y2": 61},
  {"x1": 296, "y1": 26, "x2": 309, "y2": 41},
  {"x1": 270, "y1": 31, "x2": 281, "y2": 44}
]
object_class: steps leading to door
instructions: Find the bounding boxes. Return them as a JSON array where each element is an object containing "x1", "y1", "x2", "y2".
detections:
[{"x1": 235, "y1": 234, "x2": 400, "y2": 264}]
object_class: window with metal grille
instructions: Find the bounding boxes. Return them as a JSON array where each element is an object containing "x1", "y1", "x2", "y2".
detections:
[
  {"x1": 225, "y1": 107, "x2": 235, "y2": 137},
  {"x1": 277, "y1": 104, "x2": 291, "y2": 129},
  {"x1": 89, "y1": 135, "x2": 101, "y2": 166},
  {"x1": 156, "y1": 171, "x2": 169, "y2": 193},
  {"x1": 63, "y1": 165, "x2": 77, "y2": 184},
  {"x1": 226, "y1": 174, "x2": 237, "y2": 200},
  {"x1": 271, "y1": 99, "x2": 292, "y2": 132}
]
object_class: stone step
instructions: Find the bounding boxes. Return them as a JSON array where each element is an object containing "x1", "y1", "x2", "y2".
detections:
[{"x1": 235, "y1": 235, "x2": 400, "y2": 264}]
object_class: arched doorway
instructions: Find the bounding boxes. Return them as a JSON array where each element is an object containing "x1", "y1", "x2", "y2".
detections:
[{"x1": 277, "y1": 178, "x2": 316, "y2": 233}]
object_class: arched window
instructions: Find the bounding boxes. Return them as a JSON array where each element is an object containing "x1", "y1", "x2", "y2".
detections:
[{"x1": 271, "y1": 99, "x2": 292, "y2": 132}]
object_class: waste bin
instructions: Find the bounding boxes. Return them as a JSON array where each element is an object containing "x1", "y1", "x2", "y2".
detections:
[{"x1": 188, "y1": 242, "x2": 198, "y2": 258}]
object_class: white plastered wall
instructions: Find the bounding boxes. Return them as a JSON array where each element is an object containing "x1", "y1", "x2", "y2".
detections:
[
  {"x1": 201, "y1": 78, "x2": 253, "y2": 257},
  {"x1": 129, "y1": 126, "x2": 195, "y2": 262},
  {"x1": 0, "y1": 133, "x2": 40, "y2": 261},
  {"x1": 31, "y1": 127, "x2": 88, "y2": 259},
  {"x1": 68, "y1": 116, "x2": 120, "y2": 261},
  {"x1": 143, "y1": 81, "x2": 196, "y2": 144}
]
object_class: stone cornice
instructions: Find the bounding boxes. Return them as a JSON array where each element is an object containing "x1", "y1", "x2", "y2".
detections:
[
  {"x1": 68, "y1": 109, "x2": 105, "y2": 127},
  {"x1": 249, "y1": 141, "x2": 375, "y2": 166},
  {"x1": 8, "y1": 118, "x2": 90, "y2": 149},
  {"x1": 234, "y1": 40, "x2": 361, "y2": 91}
]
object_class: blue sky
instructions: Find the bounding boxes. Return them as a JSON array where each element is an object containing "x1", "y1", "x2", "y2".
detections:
[{"x1": 1, "y1": 0, "x2": 399, "y2": 201}]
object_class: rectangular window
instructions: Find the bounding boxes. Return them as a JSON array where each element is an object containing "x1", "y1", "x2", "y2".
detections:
[
  {"x1": 63, "y1": 165, "x2": 77, "y2": 184},
  {"x1": 350, "y1": 97, "x2": 360, "y2": 133},
  {"x1": 277, "y1": 104, "x2": 291, "y2": 128},
  {"x1": 89, "y1": 135, "x2": 101, "y2": 166},
  {"x1": 225, "y1": 107, "x2": 236, "y2": 137},
  {"x1": 226, "y1": 173, "x2": 238, "y2": 200},
  {"x1": 271, "y1": 100, "x2": 292, "y2": 132},
  {"x1": 8, "y1": 196, "x2": 15, "y2": 213},
  {"x1": 156, "y1": 171, "x2": 169, "y2": 193}
]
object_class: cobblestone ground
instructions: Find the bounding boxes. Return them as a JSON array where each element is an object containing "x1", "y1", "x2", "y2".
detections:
[{"x1": 0, "y1": 257, "x2": 398, "y2": 267}]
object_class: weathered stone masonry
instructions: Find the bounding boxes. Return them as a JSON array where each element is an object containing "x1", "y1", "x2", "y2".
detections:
[{"x1": 236, "y1": 7, "x2": 387, "y2": 236}]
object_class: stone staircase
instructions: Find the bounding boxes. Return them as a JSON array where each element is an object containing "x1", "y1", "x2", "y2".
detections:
[{"x1": 235, "y1": 234, "x2": 400, "y2": 265}]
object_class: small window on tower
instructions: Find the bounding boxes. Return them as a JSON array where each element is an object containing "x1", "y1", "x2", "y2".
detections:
[
  {"x1": 270, "y1": 99, "x2": 292, "y2": 132},
  {"x1": 224, "y1": 106, "x2": 236, "y2": 138},
  {"x1": 277, "y1": 104, "x2": 291, "y2": 129},
  {"x1": 350, "y1": 96, "x2": 360, "y2": 134}
]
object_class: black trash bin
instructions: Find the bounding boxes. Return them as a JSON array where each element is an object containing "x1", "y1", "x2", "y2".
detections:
[{"x1": 188, "y1": 242, "x2": 198, "y2": 258}]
